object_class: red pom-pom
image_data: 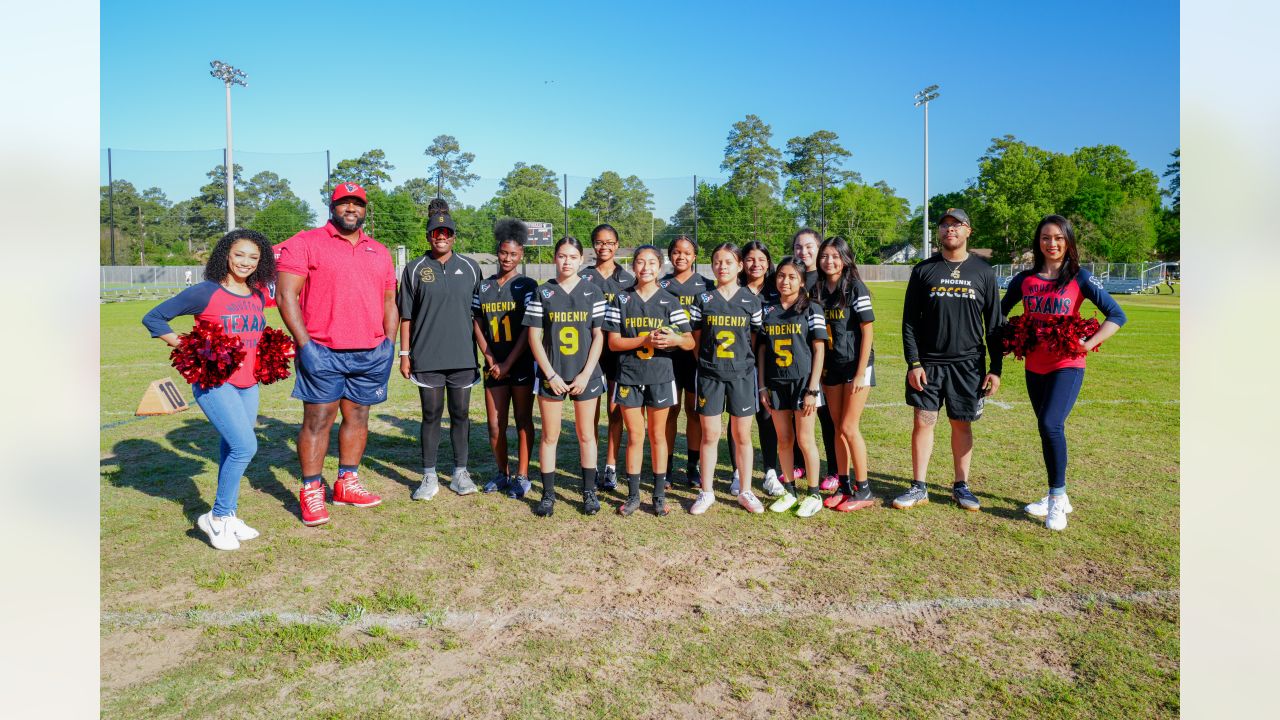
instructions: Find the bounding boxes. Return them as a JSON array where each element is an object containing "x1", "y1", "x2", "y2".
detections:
[
  {"x1": 1001, "y1": 313, "x2": 1104, "y2": 361},
  {"x1": 170, "y1": 320, "x2": 246, "y2": 388},
  {"x1": 254, "y1": 326, "x2": 295, "y2": 385}
]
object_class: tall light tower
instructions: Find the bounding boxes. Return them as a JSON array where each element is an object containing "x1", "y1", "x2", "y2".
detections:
[
  {"x1": 210, "y1": 60, "x2": 247, "y2": 230},
  {"x1": 914, "y1": 84, "x2": 940, "y2": 260}
]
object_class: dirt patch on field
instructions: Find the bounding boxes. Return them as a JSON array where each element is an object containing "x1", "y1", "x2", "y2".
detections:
[{"x1": 101, "y1": 626, "x2": 203, "y2": 691}]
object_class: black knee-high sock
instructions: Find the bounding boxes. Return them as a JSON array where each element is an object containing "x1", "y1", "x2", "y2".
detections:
[
  {"x1": 582, "y1": 467, "x2": 597, "y2": 493},
  {"x1": 627, "y1": 473, "x2": 641, "y2": 498},
  {"x1": 653, "y1": 472, "x2": 668, "y2": 499},
  {"x1": 838, "y1": 474, "x2": 852, "y2": 495},
  {"x1": 540, "y1": 472, "x2": 555, "y2": 498},
  {"x1": 818, "y1": 404, "x2": 837, "y2": 477},
  {"x1": 688, "y1": 450, "x2": 701, "y2": 472}
]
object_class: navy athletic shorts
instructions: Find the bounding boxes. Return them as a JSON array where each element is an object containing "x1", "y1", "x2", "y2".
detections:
[{"x1": 292, "y1": 339, "x2": 394, "y2": 406}]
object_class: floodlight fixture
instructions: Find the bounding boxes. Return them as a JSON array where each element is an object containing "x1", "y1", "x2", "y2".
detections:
[
  {"x1": 210, "y1": 60, "x2": 247, "y2": 230},
  {"x1": 914, "y1": 84, "x2": 941, "y2": 259}
]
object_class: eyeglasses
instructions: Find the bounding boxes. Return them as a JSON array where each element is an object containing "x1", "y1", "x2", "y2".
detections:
[{"x1": 592, "y1": 240, "x2": 618, "y2": 247}]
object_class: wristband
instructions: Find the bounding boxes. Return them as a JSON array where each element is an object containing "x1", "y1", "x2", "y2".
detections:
[
  {"x1": 399, "y1": 350, "x2": 410, "y2": 356},
  {"x1": 804, "y1": 389, "x2": 821, "y2": 397}
]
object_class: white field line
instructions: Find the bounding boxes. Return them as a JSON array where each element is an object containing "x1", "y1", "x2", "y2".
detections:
[{"x1": 102, "y1": 589, "x2": 1177, "y2": 632}]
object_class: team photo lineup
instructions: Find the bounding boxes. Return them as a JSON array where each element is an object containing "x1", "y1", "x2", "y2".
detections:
[{"x1": 143, "y1": 181, "x2": 1127, "y2": 551}]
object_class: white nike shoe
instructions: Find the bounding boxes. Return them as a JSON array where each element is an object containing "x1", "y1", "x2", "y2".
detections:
[
  {"x1": 226, "y1": 513, "x2": 259, "y2": 541},
  {"x1": 1046, "y1": 494, "x2": 1070, "y2": 531},
  {"x1": 690, "y1": 491, "x2": 716, "y2": 515},
  {"x1": 197, "y1": 512, "x2": 240, "y2": 551},
  {"x1": 1025, "y1": 494, "x2": 1073, "y2": 518}
]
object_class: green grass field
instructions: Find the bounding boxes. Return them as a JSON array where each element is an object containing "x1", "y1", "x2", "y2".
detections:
[{"x1": 100, "y1": 284, "x2": 1179, "y2": 719}]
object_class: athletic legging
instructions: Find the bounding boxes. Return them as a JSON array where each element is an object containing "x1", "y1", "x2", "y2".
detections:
[
  {"x1": 1025, "y1": 367, "x2": 1084, "y2": 491},
  {"x1": 418, "y1": 384, "x2": 471, "y2": 468},
  {"x1": 793, "y1": 404, "x2": 838, "y2": 477}
]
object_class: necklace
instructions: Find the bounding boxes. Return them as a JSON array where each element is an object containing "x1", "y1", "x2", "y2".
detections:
[{"x1": 941, "y1": 254, "x2": 969, "y2": 279}]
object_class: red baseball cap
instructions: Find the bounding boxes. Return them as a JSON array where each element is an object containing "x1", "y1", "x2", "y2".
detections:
[{"x1": 330, "y1": 182, "x2": 367, "y2": 205}]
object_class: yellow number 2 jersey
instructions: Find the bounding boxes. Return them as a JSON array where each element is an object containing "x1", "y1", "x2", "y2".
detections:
[
  {"x1": 687, "y1": 287, "x2": 763, "y2": 381},
  {"x1": 522, "y1": 278, "x2": 606, "y2": 384}
]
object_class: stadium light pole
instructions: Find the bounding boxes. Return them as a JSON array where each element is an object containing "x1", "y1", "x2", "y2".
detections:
[
  {"x1": 210, "y1": 60, "x2": 247, "y2": 231},
  {"x1": 914, "y1": 84, "x2": 940, "y2": 261}
]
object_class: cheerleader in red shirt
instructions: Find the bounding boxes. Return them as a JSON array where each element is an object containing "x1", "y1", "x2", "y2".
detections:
[{"x1": 1000, "y1": 215, "x2": 1127, "y2": 531}]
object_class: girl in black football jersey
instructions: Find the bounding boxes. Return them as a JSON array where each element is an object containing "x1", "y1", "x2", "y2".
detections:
[
  {"x1": 729, "y1": 240, "x2": 784, "y2": 498},
  {"x1": 756, "y1": 257, "x2": 828, "y2": 518},
  {"x1": 580, "y1": 224, "x2": 636, "y2": 493},
  {"x1": 789, "y1": 228, "x2": 840, "y2": 493},
  {"x1": 523, "y1": 236, "x2": 607, "y2": 517},
  {"x1": 661, "y1": 234, "x2": 713, "y2": 489},
  {"x1": 687, "y1": 243, "x2": 765, "y2": 515},
  {"x1": 604, "y1": 245, "x2": 696, "y2": 516},
  {"x1": 472, "y1": 219, "x2": 538, "y2": 498},
  {"x1": 815, "y1": 236, "x2": 877, "y2": 512}
]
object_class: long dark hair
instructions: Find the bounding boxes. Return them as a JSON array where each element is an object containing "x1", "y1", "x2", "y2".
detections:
[
  {"x1": 554, "y1": 235, "x2": 584, "y2": 254},
  {"x1": 1031, "y1": 214, "x2": 1080, "y2": 291},
  {"x1": 816, "y1": 236, "x2": 862, "y2": 308},
  {"x1": 773, "y1": 257, "x2": 811, "y2": 314},
  {"x1": 738, "y1": 239, "x2": 774, "y2": 288},
  {"x1": 204, "y1": 229, "x2": 275, "y2": 289},
  {"x1": 591, "y1": 223, "x2": 619, "y2": 244}
]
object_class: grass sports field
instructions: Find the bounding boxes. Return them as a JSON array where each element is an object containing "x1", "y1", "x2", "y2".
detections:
[{"x1": 100, "y1": 283, "x2": 1179, "y2": 719}]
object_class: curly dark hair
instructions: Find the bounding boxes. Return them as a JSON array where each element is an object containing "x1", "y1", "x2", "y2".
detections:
[{"x1": 204, "y1": 229, "x2": 277, "y2": 289}]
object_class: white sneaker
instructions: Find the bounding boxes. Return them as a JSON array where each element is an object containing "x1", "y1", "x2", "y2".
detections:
[
  {"x1": 690, "y1": 491, "x2": 716, "y2": 515},
  {"x1": 1025, "y1": 494, "x2": 1073, "y2": 518},
  {"x1": 729, "y1": 469, "x2": 740, "y2": 496},
  {"x1": 796, "y1": 494, "x2": 823, "y2": 518},
  {"x1": 226, "y1": 514, "x2": 259, "y2": 541},
  {"x1": 762, "y1": 469, "x2": 785, "y2": 497},
  {"x1": 197, "y1": 512, "x2": 240, "y2": 551},
  {"x1": 1046, "y1": 494, "x2": 1070, "y2": 531},
  {"x1": 737, "y1": 490, "x2": 764, "y2": 514}
]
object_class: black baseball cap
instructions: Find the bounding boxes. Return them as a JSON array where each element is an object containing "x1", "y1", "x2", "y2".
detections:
[
  {"x1": 426, "y1": 212, "x2": 456, "y2": 235},
  {"x1": 938, "y1": 208, "x2": 971, "y2": 226}
]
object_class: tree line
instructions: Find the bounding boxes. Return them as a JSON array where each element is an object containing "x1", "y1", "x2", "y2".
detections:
[{"x1": 101, "y1": 123, "x2": 1179, "y2": 266}]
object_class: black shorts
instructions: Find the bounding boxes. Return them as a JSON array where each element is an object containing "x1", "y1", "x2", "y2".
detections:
[
  {"x1": 822, "y1": 361, "x2": 876, "y2": 387},
  {"x1": 695, "y1": 373, "x2": 759, "y2": 417},
  {"x1": 534, "y1": 373, "x2": 605, "y2": 401},
  {"x1": 766, "y1": 378, "x2": 826, "y2": 412},
  {"x1": 673, "y1": 354, "x2": 697, "y2": 394},
  {"x1": 904, "y1": 358, "x2": 987, "y2": 421},
  {"x1": 614, "y1": 381, "x2": 678, "y2": 409},
  {"x1": 410, "y1": 367, "x2": 480, "y2": 390},
  {"x1": 482, "y1": 361, "x2": 534, "y2": 388}
]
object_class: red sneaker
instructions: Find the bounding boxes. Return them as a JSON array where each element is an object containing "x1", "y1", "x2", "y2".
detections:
[
  {"x1": 823, "y1": 493, "x2": 848, "y2": 509},
  {"x1": 299, "y1": 481, "x2": 330, "y2": 526},
  {"x1": 333, "y1": 471, "x2": 381, "y2": 507},
  {"x1": 835, "y1": 497, "x2": 877, "y2": 512}
]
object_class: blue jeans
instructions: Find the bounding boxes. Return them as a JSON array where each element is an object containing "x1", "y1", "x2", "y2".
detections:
[
  {"x1": 1024, "y1": 368, "x2": 1084, "y2": 493},
  {"x1": 192, "y1": 382, "x2": 260, "y2": 517}
]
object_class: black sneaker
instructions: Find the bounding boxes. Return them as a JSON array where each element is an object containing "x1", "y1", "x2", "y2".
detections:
[
  {"x1": 599, "y1": 466, "x2": 617, "y2": 491},
  {"x1": 686, "y1": 465, "x2": 702, "y2": 488},
  {"x1": 653, "y1": 495, "x2": 670, "y2": 516},
  {"x1": 583, "y1": 489, "x2": 601, "y2": 516},
  {"x1": 617, "y1": 494, "x2": 642, "y2": 517},
  {"x1": 533, "y1": 495, "x2": 555, "y2": 517},
  {"x1": 952, "y1": 483, "x2": 980, "y2": 511}
]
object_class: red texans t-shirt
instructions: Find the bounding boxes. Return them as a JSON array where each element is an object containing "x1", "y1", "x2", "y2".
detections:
[
  {"x1": 1000, "y1": 268, "x2": 1128, "y2": 374},
  {"x1": 142, "y1": 281, "x2": 267, "y2": 388}
]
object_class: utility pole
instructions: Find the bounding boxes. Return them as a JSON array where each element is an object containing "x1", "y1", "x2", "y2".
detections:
[
  {"x1": 210, "y1": 60, "x2": 247, "y2": 231},
  {"x1": 914, "y1": 84, "x2": 940, "y2": 260},
  {"x1": 107, "y1": 147, "x2": 116, "y2": 265}
]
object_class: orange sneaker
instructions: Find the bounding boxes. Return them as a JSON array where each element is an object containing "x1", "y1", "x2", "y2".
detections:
[
  {"x1": 333, "y1": 471, "x2": 381, "y2": 508},
  {"x1": 823, "y1": 493, "x2": 848, "y2": 509},
  {"x1": 835, "y1": 496, "x2": 877, "y2": 512}
]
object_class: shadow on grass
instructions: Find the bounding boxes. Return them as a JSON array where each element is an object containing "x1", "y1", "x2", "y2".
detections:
[{"x1": 101, "y1": 438, "x2": 210, "y2": 521}]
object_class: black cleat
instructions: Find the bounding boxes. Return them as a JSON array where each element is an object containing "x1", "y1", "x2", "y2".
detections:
[
  {"x1": 599, "y1": 467, "x2": 617, "y2": 491},
  {"x1": 583, "y1": 489, "x2": 601, "y2": 516},
  {"x1": 617, "y1": 494, "x2": 642, "y2": 517}
]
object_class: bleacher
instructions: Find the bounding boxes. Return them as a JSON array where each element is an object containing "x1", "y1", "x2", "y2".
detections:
[{"x1": 994, "y1": 261, "x2": 1174, "y2": 294}]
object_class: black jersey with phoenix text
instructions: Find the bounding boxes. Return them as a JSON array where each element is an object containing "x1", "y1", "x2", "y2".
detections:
[
  {"x1": 759, "y1": 300, "x2": 828, "y2": 382},
  {"x1": 816, "y1": 277, "x2": 876, "y2": 368},
  {"x1": 522, "y1": 278, "x2": 606, "y2": 382},
  {"x1": 688, "y1": 286, "x2": 764, "y2": 380},
  {"x1": 901, "y1": 254, "x2": 1003, "y2": 376},
  {"x1": 603, "y1": 287, "x2": 692, "y2": 385},
  {"x1": 472, "y1": 273, "x2": 537, "y2": 368}
]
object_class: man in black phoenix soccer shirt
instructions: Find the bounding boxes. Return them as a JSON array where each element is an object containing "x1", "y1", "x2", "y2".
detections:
[{"x1": 896, "y1": 208, "x2": 1003, "y2": 512}]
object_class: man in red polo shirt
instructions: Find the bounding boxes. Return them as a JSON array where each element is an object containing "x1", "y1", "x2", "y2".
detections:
[{"x1": 276, "y1": 182, "x2": 399, "y2": 526}]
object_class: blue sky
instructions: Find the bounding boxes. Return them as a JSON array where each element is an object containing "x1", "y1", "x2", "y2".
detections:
[{"x1": 101, "y1": 0, "x2": 1179, "y2": 218}]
